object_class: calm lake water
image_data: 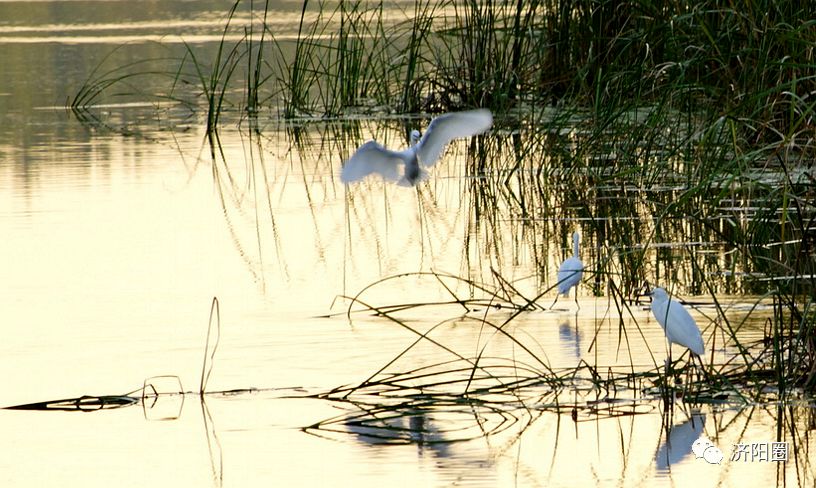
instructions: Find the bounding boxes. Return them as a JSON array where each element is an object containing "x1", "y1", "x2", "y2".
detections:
[{"x1": 1, "y1": 1, "x2": 813, "y2": 487}]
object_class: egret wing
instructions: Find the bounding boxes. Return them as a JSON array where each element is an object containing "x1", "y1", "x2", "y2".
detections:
[
  {"x1": 651, "y1": 299, "x2": 669, "y2": 332},
  {"x1": 340, "y1": 141, "x2": 409, "y2": 183},
  {"x1": 665, "y1": 299, "x2": 705, "y2": 355},
  {"x1": 557, "y1": 257, "x2": 583, "y2": 295},
  {"x1": 416, "y1": 109, "x2": 493, "y2": 167}
]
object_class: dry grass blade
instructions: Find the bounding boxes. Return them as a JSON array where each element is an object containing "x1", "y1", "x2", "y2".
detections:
[{"x1": 200, "y1": 297, "x2": 222, "y2": 394}]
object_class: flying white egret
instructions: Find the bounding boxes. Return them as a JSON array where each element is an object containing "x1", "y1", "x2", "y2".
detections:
[
  {"x1": 649, "y1": 287, "x2": 705, "y2": 377},
  {"x1": 340, "y1": 109, "x2": 493, "y2": 186}
]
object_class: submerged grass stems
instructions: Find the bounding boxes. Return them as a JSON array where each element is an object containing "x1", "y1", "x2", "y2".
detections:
[
  {"x1": 327, "y1": 267, "x2": 806, "y2": 417},
  {"x1": 309, "y1": 266, "x2": 816, "y2": 446}
]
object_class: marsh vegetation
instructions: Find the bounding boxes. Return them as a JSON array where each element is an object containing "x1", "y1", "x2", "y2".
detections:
[{"x1": 64, "y1": 0, "x2": 815, "y2": 475}]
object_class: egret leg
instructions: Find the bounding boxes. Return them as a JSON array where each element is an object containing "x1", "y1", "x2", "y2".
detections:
[{"x1": 691, "y1": 354, "x2": 711, "y2": 383}]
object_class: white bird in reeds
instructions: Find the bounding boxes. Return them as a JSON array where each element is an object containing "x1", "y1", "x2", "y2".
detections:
[
  {"x1": 557, "y1": 232, "x2": 584, "y2": 297},
  {"x1": 340, "y1": 109, "x2": 493, "y2": 186},
  {"x1": 649, "y1": 287, "x2": 706, "y2": 377}
]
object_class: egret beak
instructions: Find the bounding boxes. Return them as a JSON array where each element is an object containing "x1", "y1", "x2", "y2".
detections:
[
  {"x1": 637, "y1": 284, "x2": 654, "y2": 298},
  {"x1": 636, "y1": 285, "x2": 654, "y2": 306}
]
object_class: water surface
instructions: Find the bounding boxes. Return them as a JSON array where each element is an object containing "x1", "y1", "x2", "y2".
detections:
[{"x1": 1, "y1": 1, "x2": 812, "y2": 487}]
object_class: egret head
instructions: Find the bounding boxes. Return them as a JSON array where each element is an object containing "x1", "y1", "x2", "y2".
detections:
[
  {"x1": 650, "y1": 287, "x2": 668, "y2": 301},
  {"x1": 409, "y1": 129, "x2": 421, "y2": 146}
]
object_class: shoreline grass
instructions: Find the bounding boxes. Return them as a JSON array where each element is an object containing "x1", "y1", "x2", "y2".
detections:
[{"x1": 71, "y1": 1, "x2": 816, "y2": 127}]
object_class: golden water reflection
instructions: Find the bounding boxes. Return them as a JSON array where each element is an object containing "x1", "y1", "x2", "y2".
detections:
[
  {"x1": 1, "y1": 1, "x2": 813, "y2": 487},
  {"x1": 2, "y1": 110, "x2": 809, "y2": 488}
]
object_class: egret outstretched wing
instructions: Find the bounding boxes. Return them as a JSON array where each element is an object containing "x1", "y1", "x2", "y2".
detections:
[
  {"x1": 340, "y1": 141, "x2": 410, "y2": 183},
  {"x1": 415, "y1": 109, "x2": 493, "y2": 167}
]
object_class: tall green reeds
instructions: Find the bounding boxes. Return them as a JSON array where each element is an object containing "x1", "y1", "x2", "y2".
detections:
[
  {"x1": 73, "y1": 0, "x2": 816, "y2": 128},
  {"x1": 180, "y1": 0, "x2": 246, "y2": 135}
]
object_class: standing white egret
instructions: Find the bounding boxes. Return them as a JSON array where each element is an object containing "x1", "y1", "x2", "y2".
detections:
[
  {"x1": 340, "y1": 109, "x2": 493, "y2": 186},
  {"x1": 557, "y1": 232, "x2": 584, "y2": 297},
  {"x1": 649, "y1": 287, "x2": 705, "y2": 377}
]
